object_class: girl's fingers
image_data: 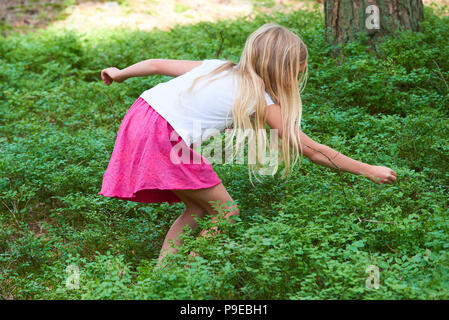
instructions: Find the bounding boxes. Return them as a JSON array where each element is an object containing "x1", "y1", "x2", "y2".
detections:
[
  {"x1": 376, "y1": 175, "x2": 394, "y2": 184},
  {"x1": 102, "y1": 71, "x2": 109, "y2": 84},
  {"x1": 103, "y1": 71, "x2": 113, "y2": 85}
]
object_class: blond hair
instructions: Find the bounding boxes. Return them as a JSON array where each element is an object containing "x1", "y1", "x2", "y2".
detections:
[{"x1": 185, "y1": 23, "x2": 308, "y2": 182}]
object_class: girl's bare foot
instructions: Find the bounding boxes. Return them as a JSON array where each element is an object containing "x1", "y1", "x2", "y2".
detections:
[
  {"x1": 154, "y1": 260, "x2": 167, "y2": 270},
  {"x1": 189, "y1": 250, "x2": 201, "y2": 258},
  {"x1": 184, "y1": 250, "x2": 201, "y2": 269}
]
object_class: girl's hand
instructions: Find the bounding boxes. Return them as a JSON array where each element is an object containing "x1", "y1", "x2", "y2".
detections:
[
  {"x1": 363, "y1": 165, "x2": 397, "y2": 184},
  {"x1": 101, "y1": 67, "x2": 124, "y2": 85}
]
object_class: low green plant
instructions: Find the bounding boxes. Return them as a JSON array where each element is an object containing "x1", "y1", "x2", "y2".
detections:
[{"x1": 1, "y1": 5, "x2": 448, "y2": 300}]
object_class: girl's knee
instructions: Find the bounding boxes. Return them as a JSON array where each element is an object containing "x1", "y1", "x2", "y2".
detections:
[
  {"x1": 225, "y1": 206, "x2": 239, "y2": 222},
  {"x1": 226, "y1": 201, "x2": 239, "y2": 216},
  {"x1": 205, "y1": 199, "x2": 239, "y2": 217}
]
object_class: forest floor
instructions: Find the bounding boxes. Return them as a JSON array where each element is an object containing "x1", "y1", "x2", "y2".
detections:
[
  {"x1": 0, "y1": 0, "x2": 318, "y2": 36},
  {"x1": 1, "y1": 0, "x2": 448, "y2": 301},
  {"x1": 2, "y1": 0, "x2": 447, "y2": 36}
]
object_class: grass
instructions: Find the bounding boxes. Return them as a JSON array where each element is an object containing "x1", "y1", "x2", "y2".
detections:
[{"x1": 0, "y1": 4, "x2": 448, "y2": 299}]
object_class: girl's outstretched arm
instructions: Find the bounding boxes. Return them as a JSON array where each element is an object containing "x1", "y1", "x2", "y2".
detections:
[
  {"x1": 101, "y1": 59, "x2": 202, "y2": 85},
  {"x1": 265, "y1": 104, "x2": 397, "y2": 184}
]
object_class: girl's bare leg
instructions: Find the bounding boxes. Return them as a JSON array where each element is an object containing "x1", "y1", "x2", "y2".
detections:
[
  {"x1": 157, "y1": 192, "x2": 206, "y2": 265},
  {"x1": 173, "y1": 183, "x2": 240, "y2": 242},
  {"x1": 157, "y1": 183, "x2": 239, "y2": 266}
]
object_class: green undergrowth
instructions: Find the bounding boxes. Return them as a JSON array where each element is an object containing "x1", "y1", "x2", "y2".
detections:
[{"x1": 0, "y1": 6, "x2": 448, "y2": 299}]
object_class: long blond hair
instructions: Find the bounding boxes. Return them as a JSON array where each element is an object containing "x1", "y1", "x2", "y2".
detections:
[{"x1": 185, "y1": 23, "x2": 308, "y2": 182}]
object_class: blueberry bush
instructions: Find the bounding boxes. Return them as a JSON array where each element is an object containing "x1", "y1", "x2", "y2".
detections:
[{"x1": 0, "y1": 5, "x2": 448, "y2": 299}]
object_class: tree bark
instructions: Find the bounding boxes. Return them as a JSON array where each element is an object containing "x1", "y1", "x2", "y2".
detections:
[{"x1": 324, "y1": 0, "x2": 425, "y2": 46}]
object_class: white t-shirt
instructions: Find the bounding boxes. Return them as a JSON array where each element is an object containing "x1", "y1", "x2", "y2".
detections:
[{"x1": 140, "y1": 59, "x2": 275, "y2": 147}]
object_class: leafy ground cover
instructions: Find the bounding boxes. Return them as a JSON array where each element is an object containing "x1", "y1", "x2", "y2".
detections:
[{"x1": 0, "y1": 3, "x2": 448, "y2": 299}]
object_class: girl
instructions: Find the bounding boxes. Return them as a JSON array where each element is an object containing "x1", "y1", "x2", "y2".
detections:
[{"x1": 98, "y1": 23, "x2": 397, "y2": 266}]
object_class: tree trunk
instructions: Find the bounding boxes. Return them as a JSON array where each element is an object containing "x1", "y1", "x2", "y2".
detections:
[{"x1": 324, "y1": 0, "x2": 425, "y2": 46}]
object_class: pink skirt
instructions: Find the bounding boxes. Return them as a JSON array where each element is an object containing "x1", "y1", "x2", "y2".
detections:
[{"x1": 98, "y1": 97, "x2": 222, "y2": 204}]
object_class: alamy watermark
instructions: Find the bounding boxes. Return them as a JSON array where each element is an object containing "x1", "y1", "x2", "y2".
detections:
[
  {"x1": 168, "y1": 120, "x2": 280, "y2": 175},
  {"x1": 366, "y1": 5, "x2": 380, "y2": 30},
  {"x1": 65, "y1": 264, "x2": 80, "y2": 290},
  {"x1": 365, "y1": 265, "x2": 380, "y2": 289}
]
